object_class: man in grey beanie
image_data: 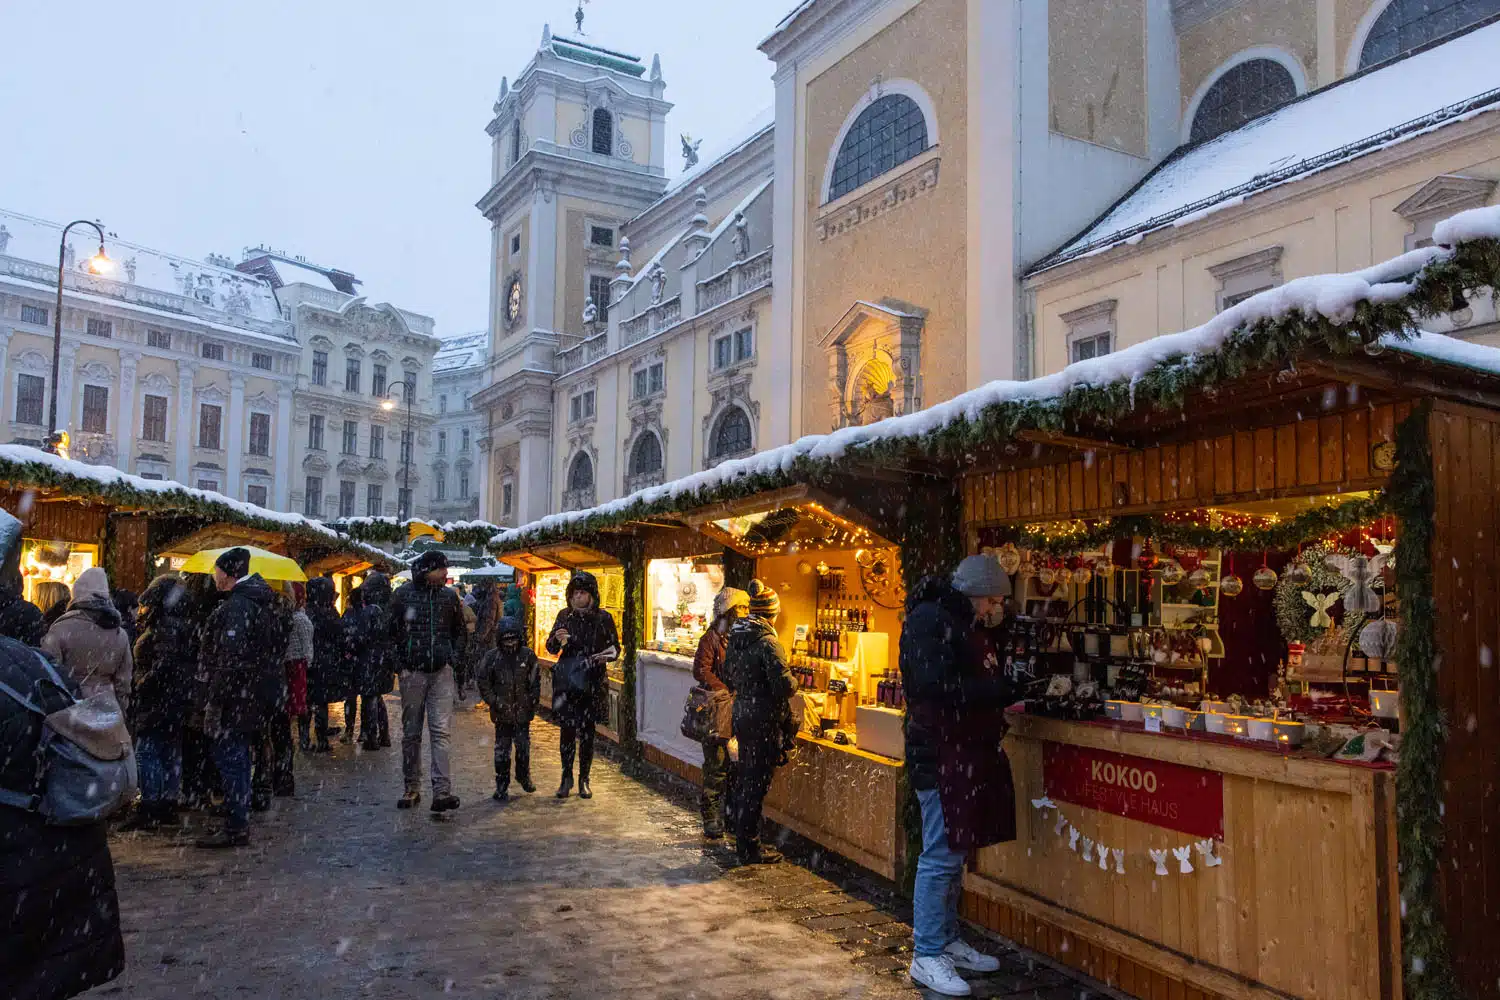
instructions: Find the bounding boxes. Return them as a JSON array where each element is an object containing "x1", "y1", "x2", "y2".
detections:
[{"x1": 897, "y1": 554, "x2": 1016, "y2": 996}]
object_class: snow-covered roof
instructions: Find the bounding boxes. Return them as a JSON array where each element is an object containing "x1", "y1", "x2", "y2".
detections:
[
  {"x1": 433, "y1": 331, "x2": 487, "y2": 375},
  {"x1": 237, "y1": 249, "x2": 359, "y2": 295},
  {"x1": 0, "y1": 443, "x2": 396, "y2": 567},
  {"x1": 0, "y1": 208, "x2": 284, "y2": 325},
  {"x1": 1030, "y1": 20, "x2": 1500, "y2": 274},
  {"x1": 496, "y1": 205, "x2": 1500, "y2": 548}
]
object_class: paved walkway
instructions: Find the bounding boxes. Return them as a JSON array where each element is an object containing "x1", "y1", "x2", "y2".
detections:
[{"x1": 88, "y1": 698, "x2": 1102, "y2": 1000}]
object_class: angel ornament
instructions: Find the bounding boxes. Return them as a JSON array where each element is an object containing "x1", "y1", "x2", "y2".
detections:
[
  {"x1": 1302, "y1": 591, "x2": 1339, "y2": 629},
  {"x1": 1325, "y1": 553, "x2": 1389, "y2": 615},
  {"x1": 1149, "y1": 849, "x2": 1170, "y2": 876}
]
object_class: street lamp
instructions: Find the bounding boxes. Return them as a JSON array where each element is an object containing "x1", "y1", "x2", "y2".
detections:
[
  {"x1": 48, "y1": 220, "x2": 112, "y2": 452},
  {"x1": 382, "y1": 380, "x2": 416, "y2": 521}
]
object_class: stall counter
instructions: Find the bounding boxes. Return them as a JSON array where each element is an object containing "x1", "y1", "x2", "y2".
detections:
[
  {"x1": 763, "y1": 733, "x2": 903, "y2": 880},
  {"x1": 963, "y1": 713, "x2": 1401, "y2": 1000},
  {"x1": 636, "y1": 650, "x2": 703, "y2": 768}
]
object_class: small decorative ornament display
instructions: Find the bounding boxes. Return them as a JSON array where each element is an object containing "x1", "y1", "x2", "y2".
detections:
[
  {"x1": 1193, "y1": 840, "x2": 1223, "y2": 868},
  {"x1": 1112, "y1": 848, "x2": 1125, "y2": 874},
  {"x1": 1359, "y1": 619, "x2": 1400, "y2": 660},
  {"x1": 1067, "y1": 826, "x2": 1081, "y2": 852},
  {"x1": 997, "y1": 543, "x2": 1022, "y2": 575},
  {"x1": 1072, "y1": 565, "x2": 1093, "y2": 586},
  {"x1": 1302, "y1": 591, "x2": 1338, "y2": 629},
  {"x1": 1038, "y1": 565, "x2": 1058, "y2": 586},
  {"x1": 1185, "y1": 567, "x2": 1211, "y2": 589},
  {"x1": 1219, "y1": 574, "x2": 1244, "y2": 596},
  {"x1": 1252, "y1": 565, "x2": 1279, "y2": 590},
  {"x1": 1172, "y1": 845, "x2": 1195, "y2": 874},
  {"x1": 1029, "y1": 799, "x2": 1224, "y2": 879},
  {"x1": 1149, "y1": 849, "x2": 1170, "y2": 876},
  {"x1": 1287, "y1": 562, "x2": 1313, "y2": 587},
  {"x1": 1080, "y1": 837, "x2": 1094, "y2": 863},
  {"x1": 1160, "y1": 560, "x2": 1184, "y2": 585}
]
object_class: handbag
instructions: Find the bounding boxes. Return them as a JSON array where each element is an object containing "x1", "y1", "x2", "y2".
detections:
[
  {"x1": 0, "y1": 649, "x2": 137, "y2": 825},
  {"x1": 681, "y1": 686, "x2": 734, "y2": 744},
  {"x1": 551, "y1": 652, "x2": 593, "y2": 709}
]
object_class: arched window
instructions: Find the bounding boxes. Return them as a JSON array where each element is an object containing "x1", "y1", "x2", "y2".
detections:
[
  {"x1": 710, "y1": 407, "x2": 753, "y2": 460},
  {"x1": 827, "y1": 94, "x2": 929, "y2": 202},
  {"x1": 591, "y1": 108, "x2": 614, "y2": 156},
  {"x1": 630, "y1": 432, "x2": 663, "y2": 477},
  {"x1": 1189, "y1": 59, "x2": 1298, "y2": 143},
  {"x1": 1359, "y1": 0, "x2": 1500, "y2": 70},
  {"x1": 567, "y1": 452, "x2": 594, "y2": 492}
]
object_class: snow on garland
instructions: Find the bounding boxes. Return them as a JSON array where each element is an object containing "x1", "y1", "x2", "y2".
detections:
[{"x1": 1029, "y1": 797, "x2": 1222, "y2": 875}]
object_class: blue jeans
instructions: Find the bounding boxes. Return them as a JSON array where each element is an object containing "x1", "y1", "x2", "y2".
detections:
[
  {"x1": 135, "y1": 730, "x2": 182, "y2": 806},
  {"x1": 210, "y1": 732, "x2": 252, "y2": 834},
  {"x1": 914, "y1": 787, "x2": 966, "y2": 957}
]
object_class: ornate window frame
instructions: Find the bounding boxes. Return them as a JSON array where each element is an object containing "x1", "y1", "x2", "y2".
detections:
[
  {"x1": 1182, "y1": 48, "x2": 1307, "y2": 144},
  {"x1": 821, "y1": 78, "x2": 940, "y2": 206},
  {"x1": 623, "y1": 405, "x2": 667, "y2": 494},
  {"x1": 561, "y1": 438, "x2": 598, "y2": 511},
  {"x1": 703, "y1": 383, "x2": 758, "y2": 469}
]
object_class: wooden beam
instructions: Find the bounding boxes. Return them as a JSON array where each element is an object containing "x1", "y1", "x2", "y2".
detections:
[{"x1": 1015, "y1": 429, "x2": 1134, "y2": 455}]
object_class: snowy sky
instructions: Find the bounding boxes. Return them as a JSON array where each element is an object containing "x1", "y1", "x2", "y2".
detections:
[{"x1": 0, "y1": 1, "x2": 784, "y2": 338}]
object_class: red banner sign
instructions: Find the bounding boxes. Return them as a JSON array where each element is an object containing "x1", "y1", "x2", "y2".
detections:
[{"x1": 1043, "y1": 741, "x2": 1223, "y2": 839}]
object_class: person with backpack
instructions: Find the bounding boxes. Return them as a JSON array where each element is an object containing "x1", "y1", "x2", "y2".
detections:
[
  {"x1": 120, "y1": 573, "x2": 201, "y2": 832},
  {"x1": 0, "y1": 508, "x2": 126, "y2": 998},
  {"x1": 388, "y1": 552, "x2": 466, "y2": 812},
  {"x1": 544, "y1": 571, "x2": 618, "y2": 800},
  {"x1": 40, "y1": 567, "x2": 132, "y2": 716},
  {"x1": 720, "y1": 580, "x2": 795, "y2": 866},
  {"x1": 474, "y1": 616, "x2": 539, "y2": 801},
  {"x1": 195, "y1": 547, "x2": 286, "y2": 849},
  {"x1": 691, "y1": 586, "x2": 747, "y2": 840},
  {"x1": 303, "y1": 577, "x2": 345, "y2": 753},
  {"x1": 348, "y1": 574, "x2": 395, "y2": 751}
]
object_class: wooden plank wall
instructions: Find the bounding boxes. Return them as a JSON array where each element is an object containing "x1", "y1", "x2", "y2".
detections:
[
  {"x1": 1429, "y1": 402, "x2": 1500, "y2": 998},
  {"x1": 763, "y1": 737, "x2": 902, "y2": 880},
  {"x1": 969, "y1": 721, "x2": 1398, "y2": 1000},
  {"x1": 961, "y1": 403, "x2": 1409, "y2": 525},
  {"x1": 108, "y1": 517, "x2": 150, "y2": 593},
  {"x1": 0, "y1": 493, "x2": 109, "y2": 545}
]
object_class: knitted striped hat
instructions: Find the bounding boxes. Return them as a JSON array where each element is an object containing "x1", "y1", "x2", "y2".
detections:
[{"x1": 747, "y1": 579, "x2": 780, "y2": 619}]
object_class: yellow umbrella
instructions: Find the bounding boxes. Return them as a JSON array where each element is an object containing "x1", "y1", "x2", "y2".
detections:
[{"x1": 180, "y1": 546, "x2": 308, "y2": 582}]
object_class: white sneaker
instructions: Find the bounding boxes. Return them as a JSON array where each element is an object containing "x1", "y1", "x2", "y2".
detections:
[
  {"x1": 944, "y1": 938, "x2": 1001, "y2": 973},
  {"x1": 909, "y1": 955, "x2": 972, "y2": 997}
]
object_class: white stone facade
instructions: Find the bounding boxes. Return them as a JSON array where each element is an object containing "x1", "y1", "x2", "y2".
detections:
[{"x1": 429, "y1": 331, "x2": 487, "y2": 523}]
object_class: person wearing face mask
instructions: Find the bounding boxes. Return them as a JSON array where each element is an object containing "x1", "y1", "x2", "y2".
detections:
[
  {"x1": 899, "y1": 553, "x2": 1021, "y2": 997},
  {"x1": 544, "y1": 571, "x2": 618, "y2": 800},
  {"x1": 691, "y1": 586, "x2": 747, "y2": 840},
  {"x1": 474, "y1": 616, "x2": 539, "y2": 801}
]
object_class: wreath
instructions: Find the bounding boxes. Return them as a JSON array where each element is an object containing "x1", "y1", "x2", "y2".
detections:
[{"x1": 1273, "y1": 543, "x2": 1356, "y2": 644}]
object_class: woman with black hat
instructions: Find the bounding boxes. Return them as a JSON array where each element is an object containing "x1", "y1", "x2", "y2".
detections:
[{"x1": 544, "y1": 571, "x2": 618, "y2": 799}]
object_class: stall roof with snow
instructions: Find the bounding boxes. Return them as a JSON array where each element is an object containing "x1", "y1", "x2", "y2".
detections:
[
  {"x1": 494, "y1": 206, "x2": 1500, "y2": 552},
  {"x1": 1028, "y1": 19, "x2": 1500, "y2": 275}
]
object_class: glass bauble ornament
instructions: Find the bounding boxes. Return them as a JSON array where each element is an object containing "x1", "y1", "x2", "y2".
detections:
[
  {"x1": 1253, "y1": 565, "x2": 1279, "y2": 590},
  {"x1": 997, "y1": 544, "x2": 1022, "y2": 575},
  {"x1": 1287, "y1": 563, "x2": 1313, "y2": 587},
  {"x1": 1038, "y1": 566, "x2": 1058, "y2": 586},
  {"x1": 1219, "y1": 574, "x2": 1244, "y2": 596},
  {"x1": 1186, "y1": 567, "x2": 1211, "y2": 589},
  {"x1": 1072, "y1": 566, "x2": 1093, "y2": 586},
  {"x1": 1160, "y1": 561, "x2": 1184, "y2": 585}
]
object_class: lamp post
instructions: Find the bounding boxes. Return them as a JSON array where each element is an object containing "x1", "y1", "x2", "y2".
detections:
[
  {"x1": 48, "y1": 220, "x2": 112, "y2": 452},
  {"x1": 382, "y1": 380, "x2": 416, "y2": 521}
]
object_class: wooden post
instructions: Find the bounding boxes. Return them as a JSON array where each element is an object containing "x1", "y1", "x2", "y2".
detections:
[{"x1": 616, "y1": 535, "x2": 645, "y2": 767}]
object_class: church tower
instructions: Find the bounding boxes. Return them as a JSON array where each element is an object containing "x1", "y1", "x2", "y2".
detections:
[{"x1": 473, "y1": 23, "x2": 670, "y2": 526}]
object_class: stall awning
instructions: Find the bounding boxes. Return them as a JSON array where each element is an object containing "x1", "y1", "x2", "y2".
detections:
[{"x1": 681, "y1": 485, "x2": 895, "y2": 557}]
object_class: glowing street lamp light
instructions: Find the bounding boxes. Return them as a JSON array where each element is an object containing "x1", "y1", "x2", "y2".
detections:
[{"x1": 48, "y1": 220, "x2": 111, "y2": 451}]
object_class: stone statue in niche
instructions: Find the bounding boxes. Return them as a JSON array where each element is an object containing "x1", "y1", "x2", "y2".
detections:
[
  {"x1": 63, "y1": 242, "x2": 75, "y2": 270},
  {"x1": 649, "y1": 264, "x2": 666, "y2": 305},
  {"x1": 857, "y1": 379, "x2": 896, "y2": 424},
  {"x1": 0, "y1": 224, "x2": 10, "y2": 255},
  {"x1": 732, "y1": 212, "x2": 750, "y2": 260},
  {"x1": 582, "y1": 297, "x2": 597, "y2": 326}
]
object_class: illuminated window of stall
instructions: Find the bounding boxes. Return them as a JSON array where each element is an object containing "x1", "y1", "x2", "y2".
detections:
[
  {"x1": 20, "y1": 540, "x2": 99, "y2": 606},
  {"x1": 645, "y1": 556, "x2": 725, "y2": 655}
]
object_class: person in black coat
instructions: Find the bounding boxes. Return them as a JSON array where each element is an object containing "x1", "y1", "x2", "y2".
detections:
[
  {"x1": 0, "y1": 511, "x2": 44, "y2": 647},
  {"x1": 475, "y1": 616, "x2": 540, "y2": 801},
  {"x1": 0, "y1": 508, "x2": 125, "y2": 999},
  {"x1": 544, "y1": 570, "x2": 619, "y2": 800},
  {"x1": 119, "y1": 573, "x2": 201, "y2": 831},
  {"x1": 348, "y1": 574, "x2": 395, "y2": 751},
  {"x1": 388, "y1": 552, "x2": 467, "y2": 812},
  {"x1": 720, "y1": 580, "x2": 794, "y2": 865},
  {"x1": 303, "y1": 577, "x2": 345, "y2": 753},
  {"x1": 194, "y1": 548, "x2": 286, "y2": 849}
]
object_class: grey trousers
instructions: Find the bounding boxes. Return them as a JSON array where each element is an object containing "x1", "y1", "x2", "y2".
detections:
[{"x1": 399, "y1": 667, "x2": 455, "y2": 796}]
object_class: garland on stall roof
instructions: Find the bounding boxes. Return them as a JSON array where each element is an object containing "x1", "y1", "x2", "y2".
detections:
[
  {"x1": 987, "y1": 493, "x2": 1390, "y2": 557},
  {"x1": 327, "y1": 516, "x2": 500, "y2": 549},
  {"x1": 1390, "y1": 403, "x2": 1461, "y2": 1000}
]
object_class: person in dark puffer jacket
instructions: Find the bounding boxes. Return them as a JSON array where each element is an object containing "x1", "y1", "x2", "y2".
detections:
[
  {"x1": 388, "y1": 552, "x2": 466, "y2": 813},
  {"x1": 303, "y1": 577, "x2": 345, "y2": 753},
  {"x1": 544, "y1": 571, "x2": 618, "y2": 801},
  {"x1": 0, "y1": 507, "x2": 125, "y2": 999},
  {"x1": 720, "y1": 580, "x2": 794, "y2": 866},
  {"x1": 120, "y1": 573, "x2": 201, "y2": 831},
  {"x1": 475, "y1": 616, "x2": 539, "y2": 801},
  {"x1": 347, "y1": 575, "x2": 395, "y2": 751}
]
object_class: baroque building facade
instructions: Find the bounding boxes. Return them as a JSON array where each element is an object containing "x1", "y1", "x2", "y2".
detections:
[
  {"x1": 0, "y1": 212, "x2": 442, "y2": 519},
  {"x1": 429, "y1": 330, "x2": 487, "y2": 523}
]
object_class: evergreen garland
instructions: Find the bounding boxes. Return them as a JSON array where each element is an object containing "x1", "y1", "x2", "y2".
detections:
[
  {"x1": 327, "y1": 516, "x2": 500, "y2": 549},
  {"x1": 1391, "y1": 403, "x2": 1462, "y2": 1000}
]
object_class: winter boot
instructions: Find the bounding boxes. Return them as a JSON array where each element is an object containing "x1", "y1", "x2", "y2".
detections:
[
  {"x1": 577, "y1": 743, "x2": 593, "y2": 799},
  {"x1": 493, "y1": 775, "x2": 509, "y2": 802},
  {"x1": 430, "y1": 794, "x2": 461, "y2": 813},
  {"x1": 397, "y1": 789, "x2": 421, "y2": 810},
  {"x1": 556, "y1": 744, "x2": 575, "y2": 798},
  {"x1": 518, "y1": 773, "x2": 537, "y2": 794},
  {"x1": 119, "y1": 802, "x2": 163, "y2": 832}
]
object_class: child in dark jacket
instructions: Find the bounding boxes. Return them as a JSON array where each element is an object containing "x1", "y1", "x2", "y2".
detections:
[{"x1": 475, "y1": 616, "x2": 540, "y2": 800}]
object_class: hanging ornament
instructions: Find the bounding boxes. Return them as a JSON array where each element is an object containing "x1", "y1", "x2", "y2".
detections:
[
  {"x1": 1112, "y1": 847, "x2": 1126, "y2": 874},
  {"x1": 1092, "y1": 556, "x2": 1113, "y2": 578},
  {"x1": 1137, "y1": 542, "x2": 1159, "y2": 572},
  {"x1": 1172, "y1": 845, "x2": 1195, "y2": 875},
  {"x1": 1302, "y1": 591, "x2": 1338, "y2": 628},
  {"x1": 1287, "y1": 562, "x2": 1313, "y2": 588},
  {"x1": 1194, "y1": 840, "x2": 1223, "y2": 868},
  {"x1": 1185, "y1": 567, "x2": 1211, "y2": 589},
  {"x1": 997, "y1": 543, "x2": 1022, "y2": 575},
  {"x1": 1253, "y1": 552, "x2": 1278, "y2": 591},
  {"x1": 1160, "y1": 560, "x2": 1184, "y2": 585},
  {"x1": 1072, "y1": 565, "x2": 1093, "y2": 586},
  {"x1": 1149, "y1": 849, "x2": 1170, "y2": 876},
  {"x1": 1325, "y1": 553, "x2": 1389, "y2": 615},
  {"x1": 1038, "y1": 565, "x2": 1058, "y2": 587},
  {"x1": 1219, "y1": 574, "x2": 1244, "y2": 597},
  {"x1": 1359, "y1": 619, "x2": 1400, "y2": 660}
]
